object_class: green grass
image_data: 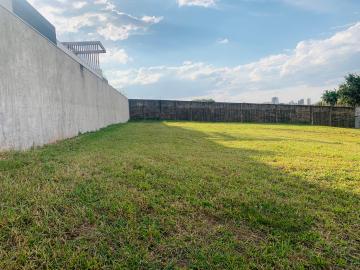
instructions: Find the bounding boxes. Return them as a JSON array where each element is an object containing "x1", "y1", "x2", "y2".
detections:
[{"x1": 1, "y1": 121, "x2": 360, "y2": 269}]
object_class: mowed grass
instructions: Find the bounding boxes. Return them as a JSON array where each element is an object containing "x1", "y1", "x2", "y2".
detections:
[{"x1": 0, "y1": 122, "x2": 360, "y2": 269}]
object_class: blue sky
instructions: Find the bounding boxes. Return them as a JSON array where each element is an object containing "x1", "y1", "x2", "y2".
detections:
[{"x1": 28, "y1": 0, "x2": 360, "y2": 103}]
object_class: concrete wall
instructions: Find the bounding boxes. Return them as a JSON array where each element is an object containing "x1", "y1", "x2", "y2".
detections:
[
  {"x1": 0, "y1": 0, "x2": 12, "y2": 11},
  {"x1": 0, "y1": 7, "x2": 129, "y2": 151},
  {"x1": 12, "y1": 0, "x2": 57, "y2": 44},
  {"x1": 356, "y1": 107, "x2": 360, "y2": 129},
  {"x1": 130, "y1": 99, "x2": 355, "y2": 128}
]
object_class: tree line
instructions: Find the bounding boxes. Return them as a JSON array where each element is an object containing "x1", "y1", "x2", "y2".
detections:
[{"x1": 321, "y1": 74, "x2": 360, "y2": 107}]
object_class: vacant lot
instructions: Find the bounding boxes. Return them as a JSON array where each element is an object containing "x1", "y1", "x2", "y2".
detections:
[{"x1": 0, "y1": 122, "x2": 359, "y2": 269}]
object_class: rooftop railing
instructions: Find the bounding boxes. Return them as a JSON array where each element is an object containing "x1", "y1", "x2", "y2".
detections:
[
  {"x1": 61, "y1": 41, "x2": 106, "y2": 76},
  {"x1": 57, "y1": 42, "x2": 105, "y2": 79}
]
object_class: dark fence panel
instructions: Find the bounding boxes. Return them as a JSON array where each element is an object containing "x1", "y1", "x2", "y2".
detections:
[{"x1": 129, "y1": 99, "x2": 355, "y2": 128}]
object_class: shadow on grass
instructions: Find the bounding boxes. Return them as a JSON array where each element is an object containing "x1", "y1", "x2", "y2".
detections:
[
  {"x1": 207, "y1": 131, "x2": 343, "y2": 145},
  {"x1": 0, "y1": 121, "x2": 359, "y2": 269}
]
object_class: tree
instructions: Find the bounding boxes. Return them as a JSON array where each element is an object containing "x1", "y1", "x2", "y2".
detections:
[
  {"x1": 315, "y1": 100, "x2": 326, "y2": 106},
  {"x1": 322, "y1": 90, "x2": 339, "y2": 106},
  {"x1": 338, "y1": 74, "x2": 360, "y2": 107}
]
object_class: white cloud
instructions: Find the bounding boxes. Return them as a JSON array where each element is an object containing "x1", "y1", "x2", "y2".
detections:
[
  {"x1": 107, "y1": 68, "x2": 164, "y2": 88},
  {"x1": 97, "y1": 23, "x2": 139, "y2": 41},
  {"x1": 52, "y1": 13, "x2": 107, "y2": 34},
  {"x1": 101, "y1": 48, "x2": 131, "y2": 65},
  {"x1": 27, "y1": 0, "x2": 163, "y2": 41},
  {"x1": 72, "y1": 1, "x2": 87, "y2": 9},
  {"x1": 141, "y1": 16, "x2": 164, "y2": 24},
  {"x1": 106, "y1": 22, "x2": 360, "y2": 102},
  {"x1": 177, "y1": 0, "x2": 217, "y2": 8},
  {"x1": 217, "y1": 38, "x2": 229, "y2": 44}
]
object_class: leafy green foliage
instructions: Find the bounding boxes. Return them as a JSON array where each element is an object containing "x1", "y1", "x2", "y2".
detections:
[
  {"x1": 322, "y1": 90, "x2": 339, "y2": 106},
  {"x1": 338, "y1": 73, "x2": 360, "y2": 107},
  {"x1": 321, "y1": 73, "x2": 360, "y2": 107},
  {"x1": 0, "y1": 122, "x2": 359, "y2": 269}
]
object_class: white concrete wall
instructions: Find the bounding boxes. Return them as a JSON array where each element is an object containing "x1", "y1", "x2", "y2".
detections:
[
  {"x1": 0, "y1": 0, "x2": 12, "y2": 11},
  {"x1": 0, "y1": 7, "x2": 129, "y2": 151}
]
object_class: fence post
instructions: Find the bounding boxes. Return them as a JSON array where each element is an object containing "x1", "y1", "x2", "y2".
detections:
[
  {"x1": 175, "y1": 101, "x2": 177, "y2": 121},
  {"x1": 159, "y1": 100, "x2": 162, "y2": 120},
  {"x1": 240, "y1": 103, "x2": 243, "y2": 122},
  {"x1": 142, "y1": 101, "x2": 145, "y2": 120},
  {"x1": 329, "y1": 106, "x2": 333, "y2": 126},
  {"x1": 356, "y1": 107, "x2": 360, "y2": 129},
  {"x1": 190, "y1": 101, "x2": 193, "y2": 121}
]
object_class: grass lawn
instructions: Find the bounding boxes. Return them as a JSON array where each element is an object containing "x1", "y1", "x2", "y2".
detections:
[{"x1": 0, "y1": 121, "x2": 359, "y2": 269}]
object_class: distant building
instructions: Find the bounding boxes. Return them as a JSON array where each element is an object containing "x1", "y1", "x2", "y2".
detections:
[
  {"x1": 272, "y1": 97, "x2": 279, "y2": 104},
  {"x1": 307, "y1": 98, "x2": 312, "y2": 105},
  {"x1": 289, "y1": 101, "x2": 296, "y2": 105},
  {"x1": 298, "y1": 99, "x2": 305, "y2": 105}
]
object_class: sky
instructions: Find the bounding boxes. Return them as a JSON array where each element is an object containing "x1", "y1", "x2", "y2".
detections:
[{"x1": 27, "y1": 0, "x2": 360, "y2": 103}]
